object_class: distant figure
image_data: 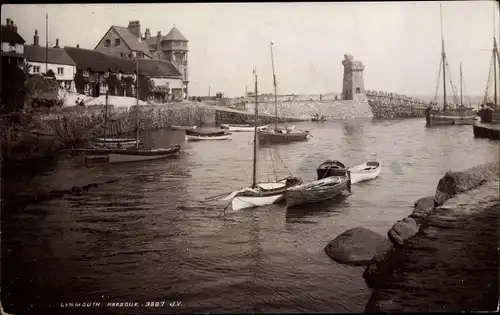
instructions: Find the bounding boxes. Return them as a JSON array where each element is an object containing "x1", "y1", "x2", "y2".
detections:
[
  {"x1": 320, "y1": 94, "x2": 323, "y2": 101},
  {"x1": 79, "y1": 99, "x2": 85, "y2": 107},
  {"x1": 197, "y1": 97, "x2": 202, "y2": 102},
  {"x1": 75, "y1": 97, "x2": 80, "y2": 106}
]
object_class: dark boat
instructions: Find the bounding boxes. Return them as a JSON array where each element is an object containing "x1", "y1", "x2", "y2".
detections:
[{"x1": 185, "y1": 128, "x2": 231, "y2": 141}]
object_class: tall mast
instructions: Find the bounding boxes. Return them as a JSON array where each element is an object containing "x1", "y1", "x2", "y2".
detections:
[
  {"x1": 104, "y1": 91, "x2": 108, "y2": 145},
  {"x1": 270, "y1": 41, "x2": 278, "y2": 130},
  {"x1": 493, "y1": 7, "x2": 498, "y2": 107},
  {"x1": 459, "y1": 62, "x2": 463, "y2": 107},
  {"x1": 252, "y1": 68, "x2": 258, "y2": 189},
  {"x1": 440, "y1": 2, "x2": 447, "y2": 109},
  {"x1": 135, "y1": 57, "x2": 139, "y2": 149},
  {"x1": 45, "y1": 13, "x2": 48, "y2": 73}
]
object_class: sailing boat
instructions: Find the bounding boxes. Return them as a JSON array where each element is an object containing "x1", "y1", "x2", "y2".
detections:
[
  {"x1": 426, "y1": 2, "x2": 477, "y2": 127},
  {"x1": 454, "y1": 62, "x2": 478, "y2": 125},
  {"x1": 88, "y1": 92, "x2": 139, "y2": 149},
  {"x1": 479, "y1": 6, "x2": 500, "y2": 123},
  {"x1": 258, "y1": 41, "x2": 310, "y2": 143},
  {"x1": 106, "y1": 57, "x2": 181, "y2": 163},
  {"x1": 206, "y1": 68, "x2": 302, "y2": 212}
]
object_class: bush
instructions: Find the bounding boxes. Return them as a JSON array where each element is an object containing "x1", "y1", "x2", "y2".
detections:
[{"x1": 1, "y1": 60, "x2": 27, "y2": 113}]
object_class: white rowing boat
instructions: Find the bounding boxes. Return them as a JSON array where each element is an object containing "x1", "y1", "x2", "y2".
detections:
[
  {"x1": 185, "y1": 134, "x2": 231, "y2": 141},
  {"x1": 348, "y1": 161, "x2": 381, "y2": 184},
  {"x1": 221, "y1": 124, "x2": 269, "y2": 132}
]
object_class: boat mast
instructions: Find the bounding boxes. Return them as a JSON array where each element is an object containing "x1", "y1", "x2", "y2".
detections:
[
  {"x1": 440, "y1": 2, "x2": 447, "y2": 109},
  {"x1": 493, "y1": 7, "x2": 498, "y2": 108},
  {"x1": 45, "y1": 13, "x2": 48, "y2": 73},
  {"x1": 270, "y1": 41, "x2": 278, "y2": 130},
  {"x1": 252, "y1": 68, "x2": 258, "y2": 188},
  {"x1": 135, "y1": 57, "x2": 139, "y2": 150},
  {"x1": 104, "y1": 91, "x2": 108, "y2": 145},
  {"x1": 459, "y1": 62, "x2": 463, "y2": 107}
]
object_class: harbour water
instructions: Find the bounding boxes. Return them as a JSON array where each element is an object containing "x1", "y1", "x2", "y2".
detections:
[{"x1": 2, "y1": 118, "x2": 499, "y2": 314}]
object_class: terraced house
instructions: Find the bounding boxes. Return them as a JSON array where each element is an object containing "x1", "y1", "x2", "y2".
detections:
[
  {"x1": 94, "y1": 20, "x2": 189, "y2": 99},
  {"x1": 1, "y1": 18, "x2": 25, "y2": 67},
  {"x1": 24, "y1": 31, "x2": 76, "y2": 92},
  {"x1": 64, "y1": 46, "x2": 183, "y2": 101}
]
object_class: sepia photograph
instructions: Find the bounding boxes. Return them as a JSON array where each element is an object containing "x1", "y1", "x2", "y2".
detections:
[{"x1": 1, "y1": 1, "x2": 499, "y2": 314}]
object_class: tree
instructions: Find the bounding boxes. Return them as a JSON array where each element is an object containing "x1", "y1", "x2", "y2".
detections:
[
  {"x1": 45, "y1": 69, "x2": 55, "y2": 78},
  {"x1": 74, "y1": 70, "x2": 85, "y2": 94},
  {"x1": 1, "y1": 59, "x2": 27, "y2": 113}
]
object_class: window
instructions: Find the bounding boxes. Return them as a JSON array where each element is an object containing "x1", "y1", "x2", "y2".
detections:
[
  {"x1": 57, "y1": 67, "x2": 64, "y2": 75},
  {"x1": 84, "y1": 84, "x2": 89, "y2": 92},
  {"x1": 184, "y1": 69, "x2": 187, "y2": 80},
  {"x1": 355, "y1": 87, "x2": 361, "y2": 94},
  {"x1": 120, "y1": 53, "x2": 125, "y2": 58},
  {"x1": 128, "y1": 53, "x2": 132, "y2": 59},
  {"x1": 33, "y1": 66, "x2": 40, "y2": 73},
  {"x1": 83, "y1": 70, "x2": 89, "y2": 77},
  {"x1": 64, "y1": 81, "x2": 71, "y2": 91},
  {"x1": 136, "y1": 52, "x2": 142, "y2": 58},
  {"x1": 9, "y1": 43, "x2": 16, "y2": 52},
  {"x1": 105, "y1": 39, "x2": 111, "y2": 46},
  {"x1": 115, "y1": 38, "x2": 120, "y2": 46}
]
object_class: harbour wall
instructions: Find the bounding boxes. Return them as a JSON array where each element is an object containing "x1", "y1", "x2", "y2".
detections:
[
  {"x1": 336, "y1": 163, "x2": 499, "y2": 313},
  {"x1": 366, "y1": 90, "x2": 429, "y2": 118}
]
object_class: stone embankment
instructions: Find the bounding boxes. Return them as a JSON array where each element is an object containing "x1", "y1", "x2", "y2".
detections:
[
  {"x1": 324, "y1": 163, "x2": 499, "y2": 312},
  {"x1": 366, "y1": 90, "x2": 429, "y2": 118}
]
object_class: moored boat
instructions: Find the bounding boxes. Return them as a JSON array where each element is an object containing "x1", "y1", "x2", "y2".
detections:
[
  {"x1": 348, "y1": 161, "x2": 381, "y2": 184},
  {"x1": 168, "y1": 125, "x2": 197, "y2": 131},
  {"x1": 89, "y1": 137, "x2": 139, "y2": 149},
  {"x1": 108, "y1": 145, "x2": 181, "y2": 163},
  {"x1": 286, "y1": 160, "x2": 351, "y2": 208},
  {"x1": 185, "y1": 128, "x2": 231, "y2": 141},
  {"x1": 221, "y1": 123, "x2": 269, "y2": 132}
]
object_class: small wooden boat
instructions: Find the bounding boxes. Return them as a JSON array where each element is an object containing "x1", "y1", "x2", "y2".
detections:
[
  {"x1": 168, "y1": 125, "x2": 197, "y2": 131},
  {"x1": 311, "y1": 113, "x2": 327, "y2": 122},
  {"x1": 108, "y1": 145, "x2": 181, "y2": 163},
  {"x1": 222, "y1": 177, "x2": 302, "y2": 211},
  {"x1": 286, "y1": 160, "x2": 351, "y2": 208},
  {"x1": 89, "y1": 137, "x2": 139, "y2": 149},
  {"x1": 185, "y1": 128, "x2": 231, "y2": 141},
  {"x1": 258, "y1": 128, "x2": 309, "y2": 143},
  {"x1": 221, "y1": 123, "x2": 269, "y2": 132},
  {"x1": 348, "y1": 161, "x2": 381, "y2": 184}
]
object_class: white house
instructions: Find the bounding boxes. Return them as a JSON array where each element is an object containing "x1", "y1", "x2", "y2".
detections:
[
  {"x1": 24, "y1": 32, "x2": 76, "y2": 92},
  {"x1": 1, "y1": 18, "x2": 25, "y2": 67}
]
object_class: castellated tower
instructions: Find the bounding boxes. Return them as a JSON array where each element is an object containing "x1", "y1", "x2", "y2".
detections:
[{"x1": 341, "y1": 54, "x2": 365, "y2": 100}]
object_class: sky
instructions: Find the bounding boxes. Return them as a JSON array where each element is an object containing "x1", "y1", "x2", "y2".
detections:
[{"x1": 2, "y1": 1, "x2": 500, "y2": 98}]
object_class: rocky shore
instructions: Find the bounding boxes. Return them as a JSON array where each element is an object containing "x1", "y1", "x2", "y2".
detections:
[{"x1": 324, "y1": 162, "x2": 499, "y2": 312}]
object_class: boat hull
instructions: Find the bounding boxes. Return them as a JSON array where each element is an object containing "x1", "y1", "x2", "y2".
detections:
[
  {"x1": 231, "y1": 194, "x2": 284, "y2": 211},
  {"x1": 221, "y1": 124, "x2": 269, "y2": 132},
  {"x1": 426, "y1": 110, "x2": 477, "y2": 126},
  {"x1": 89, "y1": 138, "x2": 139, "y2": 149},
  {"x1": 348, "y1": 161, "x2": 381, "y2": 184},
  {"x1": 185, "y1": 134, "x2": 231, "y2": 141},
  {"x1": 107, "y1": 146, "x2": 181, "y2": 163},
  {"x1": 286, "y1": 176, "x2": 349, "y2": 208},
  {"x1": 258, "y1": 130, "x2": 309, "y2": 143}
]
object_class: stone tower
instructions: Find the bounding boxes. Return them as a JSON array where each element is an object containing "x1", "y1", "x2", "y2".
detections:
[
  {"x1": 163, "y1": 26, "x2": 189, "y2": 98},
  {"x1": 341, "y1": 54, "x2": 365, "y2": 100}
]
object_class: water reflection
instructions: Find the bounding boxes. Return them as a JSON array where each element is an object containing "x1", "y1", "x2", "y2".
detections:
[{"x1": 285, "y1": 193, "x2": 350, "y2": 223}]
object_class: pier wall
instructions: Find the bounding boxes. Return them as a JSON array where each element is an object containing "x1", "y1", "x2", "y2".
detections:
[{"x1": 366, "y1": 90, "x2": 429, "y2": 118}]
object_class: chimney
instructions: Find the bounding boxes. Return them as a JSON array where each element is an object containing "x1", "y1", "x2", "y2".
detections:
[
  {"x1": 54, "y1": 38, "x2": 59, "y2": 48},
  {"x1": 6, "y1": 18, "x2": 11, "y2": 27},
  {"x1": 128, "y1": 20, "x2": 141, "y2": 38},
  {"x1": 145, "y1": 28, "x2": 151, "y2": 40},
  {"x1": 156, "y1": 31, "x2": 161, "y2": 50},
  {"x1": 33, "y1": 30, "x2": 39, "y2": 46},
  {"x1": 12, "y1": 20, "x2": 17, "y2": 33}
]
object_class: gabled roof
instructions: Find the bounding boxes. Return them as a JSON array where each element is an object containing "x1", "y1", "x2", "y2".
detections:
[
  {"x1": 164, "y1": 27, "x2": 188, "y2": 41},
  {"x1": 138, "y1": 59, "x2": 182, "y2": 78},
  {"x1": 1, "y1": 25, "x2": 25, "y2": 43},
  {"x1": 24, "y1": 45, "x2": 75, "y2": 66},
  {"x1": 110, "y1": 26, "x2": 152, "y2": 58}
]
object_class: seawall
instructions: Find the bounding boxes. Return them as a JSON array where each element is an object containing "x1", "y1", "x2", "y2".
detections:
[
  {"x1": 363, "y1": 163, "x2": 499, "y2": 312},
  {"x1": 366, "y1": 90, "x2": 429, "y2": 118}
]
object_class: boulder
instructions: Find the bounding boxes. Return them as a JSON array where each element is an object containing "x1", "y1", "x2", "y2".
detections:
[
  {"x1": 325, "y1": 227, "x2": 393, "y2": 266},
  {"x1": 388, "y1": 217, "x2": 419, "y2": 247},
  {"x1": 409, "y1": 196, "x2": 435, "y2": 224},
  {"x1": 434, "y1": 163, "x2": 499, "y2": 206},
  {"x1": 363, "y1": 247, "x2": 403, "y2": 289}
]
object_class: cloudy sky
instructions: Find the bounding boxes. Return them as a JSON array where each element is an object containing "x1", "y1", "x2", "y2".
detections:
[{"x1": 2, "y1": 1, "x2": 499, "y2": 98}]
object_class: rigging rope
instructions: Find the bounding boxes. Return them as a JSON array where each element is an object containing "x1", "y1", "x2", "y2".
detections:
[
  {"x1": 444, "y1": 61, "x2": 460, "y2": 106},
  {"x1": 433, "y1": 58, "x2": 443, "y2": 104},
  {"x1": 268, "y1": 147, "x2": 278, "y2": 181},
  {"x1": 273, "y1": 146, "x2": 293, "y2": 177},
  {"x1": 483, "y1": 52, "x2": 495, "y2": 104}
]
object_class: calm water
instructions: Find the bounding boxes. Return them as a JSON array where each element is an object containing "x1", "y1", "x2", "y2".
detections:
[{"x1": 2, "y1": 118, "x2": 499, "y2": 314}]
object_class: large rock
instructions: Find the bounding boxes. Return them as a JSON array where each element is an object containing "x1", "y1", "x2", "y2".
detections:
[
  {"x1": 363, "y1": 247, "x2": 403, "y2": 289},
  {"x1": 434, "y1": 163, "x2": 499, "y2": 206},
  {"x1": 387, "y1": 217, "x2": 420, "y2": 247},
  {"x1": 409, "y1": 196, "x2": 435, "y2": 223},
  {"x1": 324, "y1": 227, "x2": 393, "y2": 266}
]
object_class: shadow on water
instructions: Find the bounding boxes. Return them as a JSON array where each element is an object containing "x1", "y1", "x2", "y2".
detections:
[{"x1": 285, "y1": 193, "x2": 350, "y2": 223}]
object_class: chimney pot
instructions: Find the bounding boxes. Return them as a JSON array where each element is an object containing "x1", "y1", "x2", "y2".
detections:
[
  {"x1": 128, "y1": 20, "x2": 141, "y2": 38},
  {"x1": 33, "y1": 30, "x2": 39, "y2": 46},
  {"x1": 55, "y1": 38, "x2": 60, "y2": 48}
]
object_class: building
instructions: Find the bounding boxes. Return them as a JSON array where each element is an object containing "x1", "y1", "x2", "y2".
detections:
[
  {"x1": 94, "y1": 21, "x2": 189, "y2": 99},
  {"x1": 64, "y1": 46, "x2": 183, "y2": 101},
  {"x1": 341, "y1": 54, "x2": 365, "y2": 101},
  {"x1": 1, "y1": 18, "x2": 25, "y2": 67},
  {"x1": 24, "y1": 31, "x2": 76, "y2": 92}
]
